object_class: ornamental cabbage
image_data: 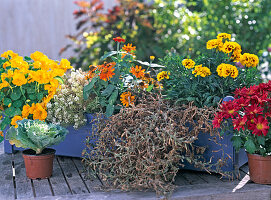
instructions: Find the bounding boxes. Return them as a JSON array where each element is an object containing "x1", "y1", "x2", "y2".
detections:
[{"x1": 6, "y1": 119, "x2": 68, "y2": 154}]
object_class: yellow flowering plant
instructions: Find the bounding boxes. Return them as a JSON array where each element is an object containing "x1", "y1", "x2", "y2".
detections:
[
  {"x1": 161, "y1": 33, "x2": 261, "y2": 107},
  {"x1": 0, "y1": 50, "x2": 72, "y2": 141}
]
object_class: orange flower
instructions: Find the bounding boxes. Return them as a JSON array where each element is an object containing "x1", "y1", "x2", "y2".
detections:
[
  {"x1": 99, "y1": 62, "x2": 116, "y2": 81},
  {"x1": 130, "y1": 65, "x2": 145, "y2": 79},
  {"x1": 0, "y1": 131, "x2": 3, "y2": 137},
  {"x1": 120, "y1": 91, "x2": 135, "y2": 107},
  {"x1": 113, "y1": 37, "x2": 125, "y2": 43},
  {"x1": 11, "y1": 115, "x2": 23, "y2": 128},
  {"x1": 122, "y1": 43, "x2": 136, "y2": 53},
  {"x1": 85, "y1": 65, "x2": 97, "y2": 80}
]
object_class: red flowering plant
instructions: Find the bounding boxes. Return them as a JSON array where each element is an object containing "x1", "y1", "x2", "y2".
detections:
[
  {"x1": 213, "y1": 81, "x2": 271, "y2": 156},
  {"x1": 83, "y1": 36, "x2": 165, "y2": 117}
]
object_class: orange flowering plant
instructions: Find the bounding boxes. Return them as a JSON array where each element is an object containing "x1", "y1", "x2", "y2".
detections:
[
  {"x1": 0, "y1": 50, "x2": 72, "y2": 143},
  {"x1": 83, "y1": 37, "x2": 165, "y2": 117}
]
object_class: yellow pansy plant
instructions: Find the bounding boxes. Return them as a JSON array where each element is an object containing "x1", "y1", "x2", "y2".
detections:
[{"x1": 0, "y1": 50, "x2": 72, "y2": 133}]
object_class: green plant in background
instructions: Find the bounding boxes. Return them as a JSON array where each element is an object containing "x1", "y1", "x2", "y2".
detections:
[
  {"x1": 62, "y1": 0, "x2": 162, "y2": 70},
  {"x1": 187, "y1": 0, "x2": 271, "y2": 56},
  {"x1": 61, "y1": 0, "x2": 271, "y2": 71},
  {"x1": 259, "y1": 47, "x2": 271, "y2": 81},
  {"x1": 6, "y1": 119, "x2": 68, "y2": 154},
  {"x1": 161, "y1": 33, "x2": 261, "y2": 108},
  {"x1": 83, "y1": 36, "x2": 164, "y2": 117}
]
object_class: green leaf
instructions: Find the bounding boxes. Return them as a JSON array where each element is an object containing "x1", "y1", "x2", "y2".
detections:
[
  {"x1": 54, "y1": 76, "x2": 65, "y2": 84},
  {"x1": 26, "y1": 87, "x2": 35, "y2": 94},
  {"x1": 37, "y1": 93, "x2": 44, "y2": 101},
  {"x1": 13, "y1": 100, "x2": 23, "y2": 108},
  {"x1": 244, "y1": 138, "x2": 257, "y2": 154},
  {"x1": 10, "y1": 87, "x2": 22, "y2": 101},
  {"x1": 5, "y1": 106, "x2": 16, "y2": 116},
  {"x1": 24, "y1": 56, "x2": 32, "y2": 61},
  {"x1": 100, "y1": 51, "x2": 118, "y2": 60},
  {"x1": 0, "y1": 92, "x2": 4, "y2": 101},
  {"x1": 106, "y1": 104, "x2": 114, "y2": 117},
  {"x1": 28, "y1": 94, "x2": 36, "y2": 100},
  {"x1": 108, "y1": 90, "x2": 118, "y2": 105},
  {"x1": 231, "y1": 136, "x2": 244, "y2": 151},
  {"x1": 3, "y1": 98, "x2": 12, "y2": 106},
  {"x1": 257, "y1": 136, "x2": 265, "y2": 146},
  {"x1": 101, "y1": 84, "x2": 115, "y2": 96},
  {"x1": 13, "y1": 108, "x2": 22, "y2": 116},
  {"x1": 0, "y1": 136, "x2": 3, "y2": 143},
  {"x1": 0, "y1": 117, "x2": 11, "y2": 130},
  {"x1": 146, "y1": 84, "x2": 154, "y2": 92},
  {"x1": 111, "y1": 68, "x2": 120, "y2": 84},
  {"x1": 83, "y1": 77, "x2": 98, "y2": 100}
]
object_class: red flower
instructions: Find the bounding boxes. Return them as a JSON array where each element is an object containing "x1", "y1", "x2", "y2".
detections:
[
  {"x1": 251, "y1": 116, "x2": 269, "y2": 136},
  {"x1": 233, "y1": 115, "x2": 247, "y2": 131},
  {"x1": 212, "y1": 113, "x2": 224, "y2": 128},
  {"x1": 220, "y1": 101, "x2": 239, "y2": 118},
  {"x1": 113, "y1": 37, "x2": 126, "y2": 43},
  {"x1": 245, "y1": 104, "x2": 263, "y2": 115}
]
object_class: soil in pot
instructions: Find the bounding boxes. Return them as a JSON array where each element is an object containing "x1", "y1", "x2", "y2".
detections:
[
  {"x1": 247, "y1": 153, "x2": 271, "y2": 184},
  {"x1": 22, "y1": 148, "x2": 56, "y2": 179}
]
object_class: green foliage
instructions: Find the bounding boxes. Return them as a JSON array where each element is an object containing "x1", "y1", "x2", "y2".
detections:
[{"x1": 6, "y1": 119, "x2": 68, "y2": 154}]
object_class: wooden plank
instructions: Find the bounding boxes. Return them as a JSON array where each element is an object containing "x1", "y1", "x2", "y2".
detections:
[
  {"x1": 0, "y1": 153, "x2": 15, "y2": 200},
  {"x1": 49, "y1": 157, "x2": 72, "y2": 196},
  {"x1": 196, "y1": 171, "x2": 224, "y2": 184},
  {"x1": 72, "y1": 158, "x2": 103, "y2": 192},
  {"x1": 13, "y1": 152, "x2": 34, "y2": 199},
  {"x1": 181, "y1": 170, "x2": 207, "y2": 185},
  {"x1": 57, "y1": 156, "x2": 89, "y2": 194},
  {"x1": 174, "y1": 171, "x2": 191, "y2": 186},
  {"x1": 32, "y1": 178, "x2": 53, "y2": 197}
]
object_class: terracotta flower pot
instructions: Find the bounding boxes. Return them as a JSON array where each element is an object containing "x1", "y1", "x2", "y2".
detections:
[
  {"x1": 247, "y1": 153, "x2": 271, "y2": 184},
  {"x1": 22, "y1": 148, "x2": 56, "y2": 179}
]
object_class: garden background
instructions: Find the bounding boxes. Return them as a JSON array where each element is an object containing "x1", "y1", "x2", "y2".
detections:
[{"x1": 0, "y1": 0, "x2": 270, "y2": 66}]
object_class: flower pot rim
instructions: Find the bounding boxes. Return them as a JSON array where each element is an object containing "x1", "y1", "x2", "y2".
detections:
[
  {"x1": 22, "y1": 148, "x2": 56, "y2": 157},
  {"x1": 246, "y1": 151, "x2": 271, "y2": 158}
]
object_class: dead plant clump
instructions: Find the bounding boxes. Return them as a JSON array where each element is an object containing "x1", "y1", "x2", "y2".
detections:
[{"x1": 82, "y1": 93, "x2": 222, "y2": 196}]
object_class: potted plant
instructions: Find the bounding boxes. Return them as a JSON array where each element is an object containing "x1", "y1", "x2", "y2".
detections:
[
  {"x1": 159, "y1": 33, "x2": 261, "y2": 172},
  {"x1": 0, "y1": 50, "x2": 71, "y2": 154},
  {"x1": 213, "y1": 81, "x2": 271, "y2": 184},
  {"x1": 6, "y1": 119, "x2": 68, "y2": 179}
]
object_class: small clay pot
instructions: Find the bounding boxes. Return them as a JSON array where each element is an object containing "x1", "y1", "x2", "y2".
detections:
[
  {"x1": 247, "y1": 153, "x2": 271, "y2": 184},
  {"x1": 22, "y1": 148, "x2": 56, "y2": 179}
]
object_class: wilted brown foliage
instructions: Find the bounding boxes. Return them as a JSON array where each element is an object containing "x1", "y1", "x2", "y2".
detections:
[{"x1": 82, "y1": 93, "x2": 223, "y2": 196}]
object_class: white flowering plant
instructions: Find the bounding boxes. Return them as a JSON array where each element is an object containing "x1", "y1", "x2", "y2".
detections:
[{"x1": 47, "y1": 69, "x2": 100, "y2": 129}]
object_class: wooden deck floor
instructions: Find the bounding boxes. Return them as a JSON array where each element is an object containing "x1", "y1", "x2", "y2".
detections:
[{"x1": 0, "y1": 150, "x2": 271, "y2": 200}]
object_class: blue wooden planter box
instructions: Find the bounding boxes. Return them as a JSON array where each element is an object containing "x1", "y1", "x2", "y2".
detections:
[
  {"x1": 180, "y1": 131, "x2": 247, "y2": 173},
  {"x1": 4, "y1": 114, "x2": 95, "y2": 157}
]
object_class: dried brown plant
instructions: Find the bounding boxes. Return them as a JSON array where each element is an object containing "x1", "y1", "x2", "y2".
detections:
[{"x1": 82, "y1": 93, "x2": 224, "y2": 196}]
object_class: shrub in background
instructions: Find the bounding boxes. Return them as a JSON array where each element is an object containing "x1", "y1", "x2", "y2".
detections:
[
  {"x1": 61, "y1": 0, "x2": 271, "y2": 70},
  {"x1": 82, "y1": 93, "x2": 227, "y2": 196}
]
